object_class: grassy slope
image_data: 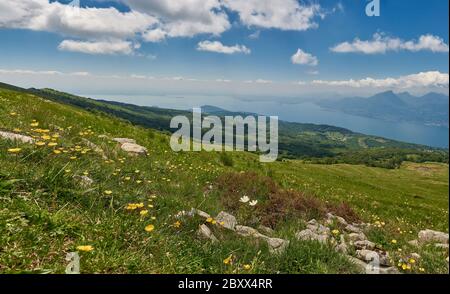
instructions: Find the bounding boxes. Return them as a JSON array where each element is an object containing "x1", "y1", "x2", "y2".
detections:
[{"x1": 0, "y1": 87, "x2": 448, "y2": 274}]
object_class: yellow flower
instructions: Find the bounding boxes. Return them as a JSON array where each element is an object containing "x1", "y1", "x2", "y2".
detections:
[
  {"x1": 419, "y1": 267, "x2": 425, "y2": 272},
  {"x1": 124, "y1": 177, "x2": 131, "y2": 181},
  {"x1": 332, "y1": 229, "x2": 340, "y2": 235},
  {"x1": 30, "y1": 122, "x2": 39, "y2": 127},
  {"x1": 83, "y1": 171, "x2": 89, "y2": 176},
  {"x1": 409, "y1": 258, "x2": 416, "y2": 264},
  {"x1": 401, "y1": 264, "x2": 407, "y2": 270},
  {"x1": 35, "y1": 141, "x2": 46, "y2": 147},
  {"x1": 206, "y1": 217, "x2": 213, "y2": 223},
  {"x1": 7, "y1": 148, "x2": 22, "y2": 153},
  {"x1": 53, "y1": 150, "x2": 62, "y2": 154},
  {"x1": 391, "y1": 239, "x2": 397, "y2": 244},
  {"x1": 70, "y1": 156, "x2": 77, "y2": 160},
  {"x1": 223, "y1": 254, "x2": 233, "y2": 265},
  {"x1": 9, "y1": 112, "x2": 17, "y2": 116},
  {"x1": 76, "y1": 245, "x2": 94, "y2": 252},
  {"x1": 140, "y1": 210, "x2": 149, "y2": 216},
  {"x1": 243, "y1": 264, "x2": 251, "y2": 270},
  {"x1": 145, "y1": 224, "x2": 155, "y2": 232},
  {"x1": 136, "y1": 180, "x2": 142, "y2": 184},
  {"x1": 47, "y1": 142, "x2": 58, "y2": 147},
  {"x1": 41, "y1": 135, "x2": 51, "y2": 140},
  {"x1": 174, "y1": 221, "x2": 181, "y2": 228},
  {"x1": 104, "y1": 190, "x2": 113, "y2": 195}
]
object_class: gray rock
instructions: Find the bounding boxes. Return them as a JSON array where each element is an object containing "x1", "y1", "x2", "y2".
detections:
[
  {"x1": 197, "y1": 224, "x2": 218, "y2": 243},
  {"x1": 348, "y1": 232, "x2": 367, "y2": 242},
  {"x1": 79, "y1": 175, "x2": 94, "y2": 187},
  {"x1": 0, "y1": 131, "x2": 34, "y2": 144},
  {"x1": 356, "y1": 250, "x2": 391, "y2": 266},
  {"x1": 266, "y1": 238, "x2": 289, "y2": 254},
  {"x1": 295, "y1": 229, "x2": 328, "y2": 244},
  {"x1": 418, "y1": 229, "x2": 449, "y2": 244},
  {"x1": 235, "y1": 225, "x2": 265, "y2": 238},
  {"x1": 378, "y1": 266, "x2": 400, "y2": 274},
  {"x1": 326, "y1": 213, "x2": 348, "y2": 226},
  {"x1": 120, "y1": 142, "x2": 148, "y2": 155},
  {"x1": 335, "y1": 236, "x2": 349, "y2": 254},
  {"x1": 113, "y1": 138, "x2": 136, "y2": 144},
  {"x1": 408, "y1": 239, "x2": 419, "y2": 247},
  {"x1": 434, "y1": 243, "x2": 449, "y2": 249},
  {"x1": 194, "y1": 209, "x2": 211, "y2": 219},
  {"x1": 258, "y1": 225, "x2": 274, "y2": 235},
  {"x1": 345, "y1": 224, "x2": 363, "y2": 234},
  {"x1": 215, "y1": 211, "x2": 237, "y2": 230},
  {"x1": 354, "y1": 240, "x2": 376, "y2": 250}
]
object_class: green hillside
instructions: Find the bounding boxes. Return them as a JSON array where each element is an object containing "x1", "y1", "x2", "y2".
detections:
[
  {"x1": 0, "y1": 84, "x2": 448, "y2": 274},
  {"x1": 4, "y1": 84, "x2": 445, "y2": 169}
]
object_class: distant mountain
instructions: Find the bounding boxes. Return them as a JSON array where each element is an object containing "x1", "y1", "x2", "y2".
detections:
[{"x1": 318, "y1": 91, "x2": 449, "y2": 127}]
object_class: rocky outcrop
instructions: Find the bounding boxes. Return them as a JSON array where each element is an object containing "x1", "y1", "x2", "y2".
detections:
[
  {"x1": 0, "y1": 131, "x2": 34, "y2": 144},
  {"x1": 113, "y1": 138, "x2": 147, "y2": 156},
  {"x1": 215, "y1": 211, "x2": 237, "y2": 231},
  {"x1": 417, "y1": 229, "x2": 449, "y2": 244}
]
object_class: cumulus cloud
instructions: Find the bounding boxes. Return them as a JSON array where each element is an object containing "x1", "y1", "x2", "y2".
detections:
[
  {"x1": 331, "y1": 33, "x2": 449, "y2": 54},
  {"x1": 222, "y1": 0, "x2": 321, "y2": 31},
  {"x1": 58, "y1": 39, "x2": 139, "y2": 55},
  {"x1": 291, "y1": 49, "x2": 318, "y2": 66},
  {"x1": 312, "y1": 71, "x2": 449, "y2": 89},
  {"x1": 197, "y1": 41, "x2": 251, "y2": 54}
]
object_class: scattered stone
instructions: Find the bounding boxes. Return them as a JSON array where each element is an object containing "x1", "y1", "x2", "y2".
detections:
[
  {"x1": 113, "y1": 138, "x2": 136, "y2": 144},
  {"x1": 235, "y1": 225, "x2": 265, "y2": 238},
  {"x1": 215, "y1": 211, "x2": 237, "y2": 231},
  {"x1": 378, "y1": 266, "x2": 400, "y2": 274},
  {"x1": 78, "y1": 175, "x2": 94, "y2": 187},
  {"x1": 434, "y1": 243, "x2": 449, "y2": 249},
  {"x1": 346, "y1": 256, "x2": 368, "y2": 273},
  {"x1": 326, "y1": 213, "x2": 348, "y2": 226},
  {"x1": 345, "y1": 224, "x2": 363, "y2": 234},
  {"x1": 0, "y1": 131, "x2": 34, "y2": 144},
  {"x1": 258, "y1": 225, "x2": 274, "y2": 235},
  {"x1": 411, "y1": 253, "x2": 421, "y2": 261},
  {"x1": 408, "y1": 239, "x2": 419, "y2": 247},
  {"x1": 354, "y1": 240, "x2": 376, "y2": 250},
  {"x1": 266, "y1": 238, "x2": 289, "y2": 254},
  {"x1": 348, "y1": 232, "x2": 367, "y2": 242},
  {"x1": 193, "y1": 209, "x2": 211, "y2": 219},
  {"x1": 120, "y1": 142, "x2": 148, "y2": 156},
  {"x1": 197, "y1": 224, "x2": 218, "y2": 243},
  {"x1": 356, "y1": 250, "x2": 391, "y2": 266},
  {"x1": 295, "y1": 229, "x2": 328, "y2": 244},
  {"x1": 335, "y1": 235, "x2": 349, "y2": 254},
  {"x1": 418, "y1": 229, "x2": 449, "y2": 244}
]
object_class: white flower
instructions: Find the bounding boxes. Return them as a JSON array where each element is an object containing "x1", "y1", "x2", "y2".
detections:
[
  {"x1": 249, "y1": 200, "x2": 258, "y2": 206},
  {"x1": 239, "y1": 195, "x2": 250, "y2": 203}
]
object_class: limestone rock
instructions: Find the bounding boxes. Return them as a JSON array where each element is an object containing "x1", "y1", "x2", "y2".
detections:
[
  {"x1": 345, "y1": 224, "x2": 363, "y2": 234},
  {"x1": 354, "y1": 240, "x2": 376, "y2": 250},
  {"x1": 434, "y1": 243, "x2": 449, "y2": 249},
  {"x1": 0, "y1": 131, "x2": 34, "y2": 144},
  {"x1": 120, "y1": 142, "x2": 148, "y2": 156},
  {"x1": 197, "y1": 224, "x2": 218, "y2": 243},
  {"x1": 408, "y1": 239, "x2": 419, "y2": 247},
  {"x1": 295, "y1": 229, "x2": 328, "y2": 244},
  {"x1": 348, "y1": 232, "x2": 367, "y2": 242},
  {"x1": 266, "y1": 238, "x2": 289, "y2": 254},
  {"x1": 418, "y1": 229, "x2": 449, "y2": 244},
  {"x1": 113, "y1": 138, "x2": 136, "y2": 144},
  {"x1": 215, "y1": 211, "x2": 237, "y2": 231},
  {"x1": 356, "y1": 250, "x2": 391, "y2": 266},
  {"x1": 235, "y1": 225, "x2": 265, "y2": 238},
  {"x1": 258, "y1": 225, "x2": 274, "y2": 235}
]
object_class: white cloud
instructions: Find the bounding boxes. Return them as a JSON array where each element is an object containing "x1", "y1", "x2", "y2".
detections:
[
  {"x1": 222, "y1": 0, "x2": 321, "y2": 31},
  {"x1": 197, "y1": 41, "x2": 250, "y2": 54},
  {"x1": 312, "y1": 71, "x2": 449, "y2": 89},
  {"x1": 58, "y1": 40, "x2": 138, "y2": 55},
  {"x1": 331, "y1": 33, "x2": 449, "y2": 54},
  {"x1": 291, "y1": 49, "x2": 318, "y2": 66},
  {"x1": 0, "y1": 0, "x2": 157, "y2": 40}
]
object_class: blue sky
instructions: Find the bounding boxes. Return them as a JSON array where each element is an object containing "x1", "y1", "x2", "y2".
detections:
[{"x1": 0, "y1": 0, "x2": 448, "y2": 98}]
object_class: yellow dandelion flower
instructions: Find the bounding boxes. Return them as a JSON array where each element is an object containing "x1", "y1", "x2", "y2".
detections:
[
  {"x1": 47, "y1": 142, "x2": 58, "y2": 147},
  {"x1": 223, "y1": 255, "x2": 232, "y2": 265},
  {"x1": 30, "y1": 122, "x2": 39, "y2": 127},
  {"x1": 145, "y1": 224, "x2": 155, "y2": 232},
  {"x1": 76, "y1": 245, "x2": 94, "y2": 252},
  {"x1": 124, "y1": 177, "x2": 131, "y2": 181},
  {"x1": 70, "y1": 156, "x2": 77, "y2": 160},
  {"x1": 53, "y1": 150, "x2": 61, "y2": 154},
  {"x1": 206, "y1": 217, "x2": 213, "y2": 223},
  {"x1": 391, "y1": 239, "x2": 397, "y2": 244},
  {"x1": 243, "y1": 264, "x2": 251, "y2": 270},
  {"x1": 104, "y1": 190, "x2": 113, "y2": 195},
  {"x1": 9, "y1": 112, "x2": 17, "y2": 116},
  {"x1": 83, "y1": 171, "x2": 89, "y2": 176},
  {"x1": 35, "y1": 141, "x2": 46, "y2": 147},
  {"x1": 332, "y1": 229, "x2": 340, "y2": 235},
  {"x1": 140, "y1": 210, "x2": 149, "y2": 216},
  {"x1": 151, "y1": 216, "x2": 156, "y2": 220},
  {"x1": 136, "y1": 180, "x2": 142, "y2": 184},
  {"x1": 419, "y1": 267, "x2": 425, "y2": 272},
  {"x1": 409, "y1": 258, "x2": 416, "y2": 264},
  {"x1": 65, "y1": 169, "x2": 71, "y2": 173},
  {"x1": 7, "y1": 148, "x2": 22, "y2": 153},
  {"x1": 148, "y1": 204, "x2": 154, "y2": 208},
  {"x1": 401, "y1": 264, "x2": 407, "y2": 270},
  {"x1": 174, "y1": 221, "x2": 181, "y2": 228},
  {"x1": 41, "y1": 135, "x2": 51, "y2": 140}
]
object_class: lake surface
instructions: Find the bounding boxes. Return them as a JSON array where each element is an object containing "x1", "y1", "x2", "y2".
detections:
[{"x1": 85, "y1": 94, "x2": 449, "y2": 148}]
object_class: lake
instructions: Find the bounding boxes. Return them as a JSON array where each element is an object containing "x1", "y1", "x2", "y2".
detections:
[{"x1": 85, "y1": 94, "x2": 449, "y2": 148}]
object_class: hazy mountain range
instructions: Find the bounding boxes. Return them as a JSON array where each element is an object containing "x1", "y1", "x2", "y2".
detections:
[{"x1": 318, "y1": 91, "x2": 449, "y2": 128}]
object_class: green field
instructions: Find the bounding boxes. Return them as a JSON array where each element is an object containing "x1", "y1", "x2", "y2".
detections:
[{"x1": 0, "y1": 86, "x2": 448, "y2": 274}]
